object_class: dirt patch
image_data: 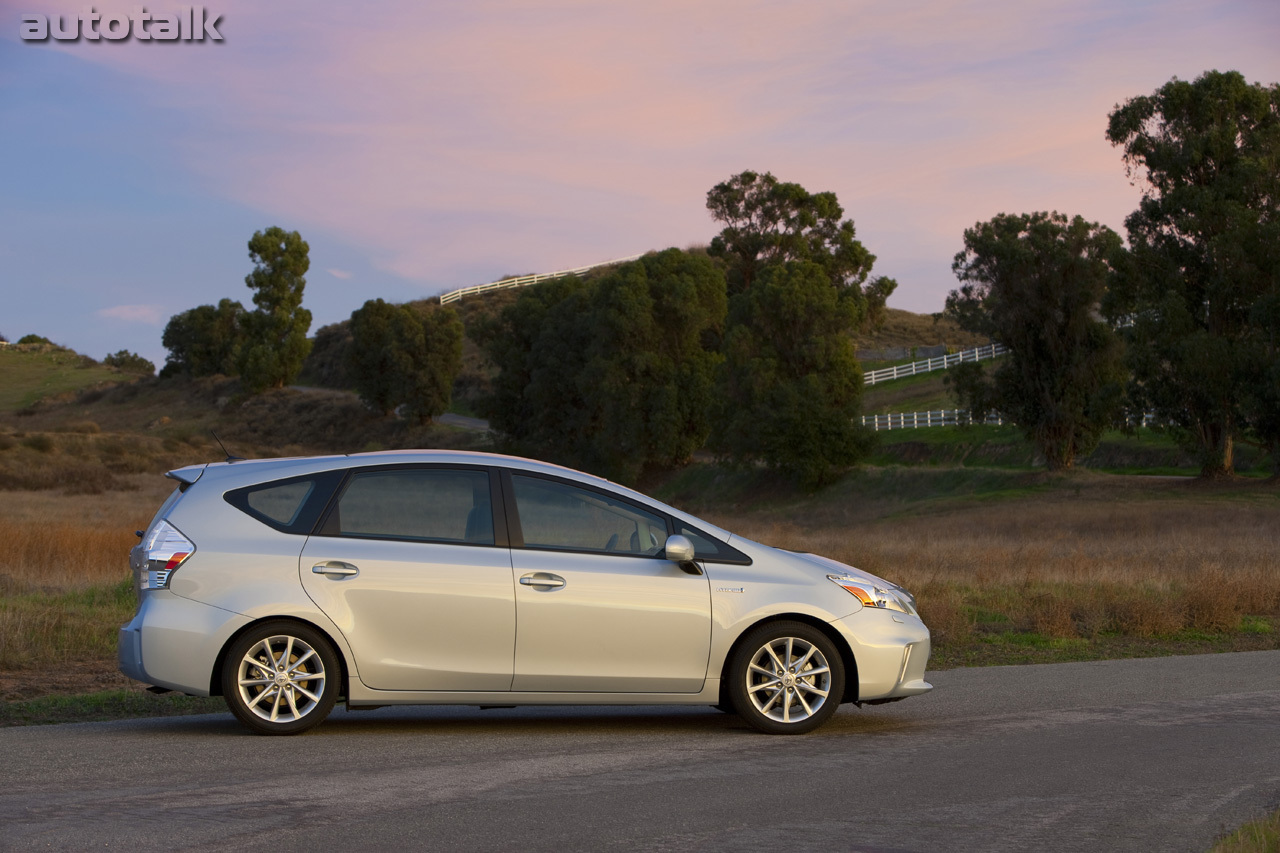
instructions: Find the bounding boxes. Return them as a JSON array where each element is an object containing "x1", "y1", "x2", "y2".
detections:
[{"x1": 0, "y1": 660, "x2": 140, "y2": 702}]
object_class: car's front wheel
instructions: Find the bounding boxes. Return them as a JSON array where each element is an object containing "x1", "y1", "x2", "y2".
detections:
[
  {"x1": 728, "y1": 621, "x2": 845, "y2": 735},
  {"x1": 221, "y1": 621, "x2": 340, "y2": 735}
]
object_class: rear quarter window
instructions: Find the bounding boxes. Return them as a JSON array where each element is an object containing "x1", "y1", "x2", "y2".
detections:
[{"x1": 225, "y1": 471, "x2": 345, "y2": 534}]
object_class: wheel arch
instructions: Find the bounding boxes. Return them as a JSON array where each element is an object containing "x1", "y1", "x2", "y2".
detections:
[
  {"x1": 209, "y1": 615, "x2": 351, "y2": 699},
  {"x1": 718, "y1": 613, "x2": 860, "y2": 705}
]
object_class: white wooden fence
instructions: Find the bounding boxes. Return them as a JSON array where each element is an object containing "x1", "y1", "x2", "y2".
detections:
[
  {"x1": 860, "y1": 410, "x2": 1007, "y2": 431},
  {"x1": 438, "y1": 254, "x2": 646, "y2": 305},
  {"x1": 861, "y1": 409, "x2": 1162, "y2": 431},
  {"x1": 863, "y1": 342, "x2": 1007, "y2": 385}
]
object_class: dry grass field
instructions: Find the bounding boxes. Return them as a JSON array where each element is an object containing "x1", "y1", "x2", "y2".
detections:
[
  {"x1": 659, "y1": 466, "x2": 1280, "y2": 664},
  {"x1": 0, "y1": 478, "x2": 172, "y2": 684},
  {"x1": 720, "y1": 500, "x2": 1280, "y2": 644}
]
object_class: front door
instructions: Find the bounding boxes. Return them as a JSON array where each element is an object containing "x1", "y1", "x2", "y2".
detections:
[{"x1": 506, "y1": 473, "x2": 711, "y2": 693}]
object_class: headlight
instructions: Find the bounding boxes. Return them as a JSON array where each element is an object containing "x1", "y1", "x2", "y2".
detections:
[{"x1": 828, "y1": 575, "x2": 918, "y2": 617}]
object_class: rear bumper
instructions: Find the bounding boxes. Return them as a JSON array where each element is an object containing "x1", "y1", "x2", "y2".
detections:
[{"x1": 118, "y1": 590, "x2": 250, "y2": 696}]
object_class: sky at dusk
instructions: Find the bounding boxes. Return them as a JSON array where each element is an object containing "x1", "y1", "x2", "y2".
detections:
[{"x1": 2, "y1": 0, "x2": 1278, "y2": 369}]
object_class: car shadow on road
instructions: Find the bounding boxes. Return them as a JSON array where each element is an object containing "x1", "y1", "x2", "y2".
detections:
[{"x1": 147, "y1": 703, "x2": 925, "y2": 740}]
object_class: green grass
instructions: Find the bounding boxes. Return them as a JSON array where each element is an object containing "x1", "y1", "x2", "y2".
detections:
[
  {"x1": 862, "y1": 370, "x2": 955, "y2": 415},
  {"x1": 0, "y1": 581, "x2": 137, "y2": 669},
  {"x1": 0, "y1": 346, "x2": 126, "y2": 411},
  {"x1": 0, "y1": 690, "x2": 226, "y2": 727},
  {"x1": 1211, "y1": 809, "x2": 1280, "y2": 853},
  {"x1": 931, "y1": 624, "x2": 1280, "y2": 669},
  {"x1": 864, "y1": 423, "x2": 1275, "y2": 477}
]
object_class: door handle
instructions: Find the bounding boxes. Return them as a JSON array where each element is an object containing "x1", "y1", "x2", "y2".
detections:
[
  {"x1": 312, "y1": 561, "x2": 359, "y2": 577},
  {"x1": 519, "y1": 573, "x2": 565, "y2": 589}
]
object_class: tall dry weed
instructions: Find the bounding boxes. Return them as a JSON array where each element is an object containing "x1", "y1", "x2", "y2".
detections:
[{"x1": 0, "y1": 519, "x2": 135, "y2": 592}]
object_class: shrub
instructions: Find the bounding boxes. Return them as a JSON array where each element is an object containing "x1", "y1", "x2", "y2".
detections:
[
  {"x1": 21, "y1": 434, "x2": 55, "y2": 453},
  {"x1": 102, "y1": 350, "x2": 156, "y2": 376}
]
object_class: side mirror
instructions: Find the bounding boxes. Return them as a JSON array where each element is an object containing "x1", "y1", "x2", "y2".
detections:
[{"x1": 664, "y1": 535, "x2": 702, "y2": 575}]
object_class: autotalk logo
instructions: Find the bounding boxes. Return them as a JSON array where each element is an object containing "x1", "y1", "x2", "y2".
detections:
[{"x1": 20, "y1": 7, "x2": 224, "y2": 42}]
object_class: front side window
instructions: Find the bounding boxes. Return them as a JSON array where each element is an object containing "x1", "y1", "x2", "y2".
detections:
[
  {"x1": 678, "y1": 524, "x2": 752, "y2": 565},
  {"x1": 329, "y1": 468, "x2": 494, "y2": 545},
  {"x1": 512, "y1": 475, "x2": 668, "y2": 555}
]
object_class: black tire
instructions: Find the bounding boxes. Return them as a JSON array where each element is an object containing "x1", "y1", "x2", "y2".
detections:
[
  {"x1": 221, "y1": 621, "x2": 340, "y2": 736},
  {"x1": 727, "y1": 621, "x2": 845, "y2": 735}
]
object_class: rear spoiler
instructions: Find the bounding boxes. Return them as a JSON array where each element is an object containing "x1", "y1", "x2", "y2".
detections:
[{"x1": 165, "y1": 464, "x2": 208, "y2": 486}]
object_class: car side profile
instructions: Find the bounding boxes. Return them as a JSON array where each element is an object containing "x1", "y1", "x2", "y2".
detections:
[{"x1": 119, "y1": 450, "x2": 931, "y2": 735}]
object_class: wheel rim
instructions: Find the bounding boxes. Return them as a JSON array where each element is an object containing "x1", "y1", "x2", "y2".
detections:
[
  {"x1": 236, "y1": 634, "x2": 327, "y2": 724},
  {"x1": 744, "y1": 636, "x2": 832, "y2": 724}
]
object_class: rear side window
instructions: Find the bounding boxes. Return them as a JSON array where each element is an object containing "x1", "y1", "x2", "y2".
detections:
[
  {"x1": 225, "y1": 471, "x2": 344, "y2": 534},
  {"x1": 325, "y1": 468, "x2": 495, "y2": 545}
]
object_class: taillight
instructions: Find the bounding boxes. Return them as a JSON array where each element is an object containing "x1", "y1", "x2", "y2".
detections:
[{"x1": 140, "y1": 519, "x2": 195, "y2": 590}]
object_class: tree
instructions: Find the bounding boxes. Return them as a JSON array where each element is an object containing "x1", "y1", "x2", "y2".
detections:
[
  {"x1": 1239, "y1": 290, "x2": 1280, "y2": 477},
  {"x1": 945, "y1": 212, "x2": 1126, "y2": 471},
  {"x1": 577, "y1": 249, "x2": 726, "y2": 481},
  {"x1": 300, "y1": 321, "x2": 355, "y2": 389},
  {"x1": 348, "y1": 299, "x2": 415, "y2": 416},
  {"x1": 1104, "y1": 70, "x2": 1280, "y2": 477},
  {"x1": 477, "y1": 275, "x2": 594, "y2": 454},
  {"x1": 405, "y1": 304, "x2": 464, "y2": 423},
  {"x1": 705, "y1": 171, "x2": 884, "y2": 485},
  {"x1": 478, "y1": 249, "x2": 727, "y2": 483},
  {"x1": 710, "y1": 260, "x2": 872, "y2": 487},
  {"x1": 237, "y1": 227, "x2": 313, "y2": 393},
  {"x1": 160, "y1": 298, "x2": 244, "y2": 378},
  {"x1": 705, "y1": 170, "x2": 895, "y2": 329},
  {"x1": 347, "y1": 299, "x2": 463, "y2": 422},
  {"x1": 102, "y1": 350, "x2": 155, "y2": 376}
]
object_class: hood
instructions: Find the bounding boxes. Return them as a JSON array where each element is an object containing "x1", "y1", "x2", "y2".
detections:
[{"x1": 785, "y1": 550, "x2": 901, "y2": 590}]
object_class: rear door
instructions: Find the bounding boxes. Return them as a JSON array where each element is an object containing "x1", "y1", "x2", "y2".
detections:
[
  {"x1": 505, "y1": 472, "x2": 711, "y2": 693},
  {"x1": 300, "y1": 465, "x2": 516, "y2": 691}
]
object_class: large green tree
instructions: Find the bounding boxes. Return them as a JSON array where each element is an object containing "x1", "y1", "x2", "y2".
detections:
[
  {"x1": 478, "y1": 249, "x2": 726, "y2": 483},
  {"x1": 711, "y1": 260, "x2": 871, "y2": 487},
  {"x1": 160, "y1": 298, "x2": 244, "y2": 378},
  {"x1": 705, "y1": 169, "x2": 896, "y2": 326},
  {"x1": 1104, "y1": 70, "x2": 1280, "y2": 477},
  {"x1": 945, "y1": 212, "x2": 1127, "y2": 471},
  {"x1": 348, "y1": 299, "x2": 463, "y2": 422},
  {"x1": 237, "y1": 227, "x2": 313, "y2": 393},
  {"x1": 706, "y1": 171, "x2": 883, "y2": 485}
]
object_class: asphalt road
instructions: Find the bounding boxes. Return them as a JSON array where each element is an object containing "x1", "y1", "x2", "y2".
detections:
[{"x1": 2, "y1": 651, "x2": 1278, "y2": 852}]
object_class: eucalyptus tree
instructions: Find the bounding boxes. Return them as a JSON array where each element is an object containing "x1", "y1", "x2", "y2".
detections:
[
  {"x1": 1104, "y1": 70, "x2": 1280, "y2": 477},
  {"x1": 946, "y1": 212, "x2": 1126, "y2": 471}
]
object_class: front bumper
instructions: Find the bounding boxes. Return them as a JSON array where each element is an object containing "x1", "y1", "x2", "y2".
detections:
[{"x1": 831, "y1": 607, "x2": 933, "y2": 702}]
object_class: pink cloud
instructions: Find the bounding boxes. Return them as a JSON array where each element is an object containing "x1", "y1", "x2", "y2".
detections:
[{"x1": 97, "y1": 304, "x2": 166, "y2": 325}]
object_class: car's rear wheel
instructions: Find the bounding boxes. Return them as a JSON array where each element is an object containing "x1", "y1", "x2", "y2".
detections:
[
  {"x1": 221, "y1": 621, "x2": 339, "y2": 735},
  {"x1": 728, "y1": 621, "x2": 845, "y2": 735}
]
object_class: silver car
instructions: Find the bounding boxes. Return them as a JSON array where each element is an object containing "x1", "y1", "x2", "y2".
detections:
[{"x1": 119, "y1": 450, "x2": 931, "y2": 735}]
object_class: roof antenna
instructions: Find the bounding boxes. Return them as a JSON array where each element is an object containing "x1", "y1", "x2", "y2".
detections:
[{"x1": 210, "y1": 430, "x2": 244, "y2": 463}]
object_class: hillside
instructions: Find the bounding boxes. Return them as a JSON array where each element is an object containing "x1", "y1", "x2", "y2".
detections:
[
  {"x1": 0, "y1": 344, "x2": 130, "y2": 411},
  {"x1": 855, "y1": 307, "x2": 989, "y2": 351}
]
